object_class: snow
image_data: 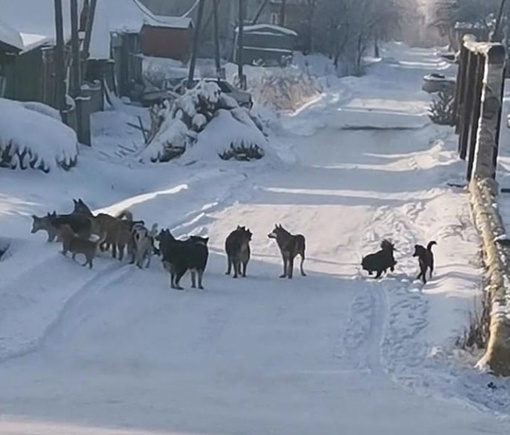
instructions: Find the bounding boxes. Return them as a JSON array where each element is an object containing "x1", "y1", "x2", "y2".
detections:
[
  {"x1": 0, "y1": 18, "x2": 23, "y2": 51},
  {"x1": 1, "y1": 42, "x2": 510, "y2": 434},
  {"x1": 0, "y1": 0, "x2": 84, "y2": 52},
  {"x1": 238, "y1": 23, "x2": 298, "y2": 37},
  {"x1": 0, "y1": 98, "x2": 78, "y2": 172}
]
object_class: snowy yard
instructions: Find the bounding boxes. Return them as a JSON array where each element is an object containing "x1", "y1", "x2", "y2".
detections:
[{"x1": 1, "y1": 42, "x2": 510, "y2": 434}]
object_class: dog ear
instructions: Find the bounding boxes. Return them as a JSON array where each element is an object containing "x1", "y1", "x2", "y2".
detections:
[
  {"x1": 73, "y1": 199, "x2": 78, "y2": 205},
  {"x1": 32, "y1": 214, "x2": 37, "y2": 220}
]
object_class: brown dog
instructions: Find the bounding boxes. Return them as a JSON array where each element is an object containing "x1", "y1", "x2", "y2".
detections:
[
  {"x1": 268, "y1": 224, "x2": 306, "y2": 279},
  {"x1": 59, "y1": 225, "x2": 106, "y2": 269}
]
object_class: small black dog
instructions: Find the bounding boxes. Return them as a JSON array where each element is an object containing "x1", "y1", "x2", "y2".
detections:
[
  {"x1": 413, "y1": 241, "x2": 437, "y2": 284},
  {"x1": 361, "y1": 239, "x2": 397, "y2": 279},
  {"x1": 157, "y1": 229, "x2": 209, "y2": 290}
]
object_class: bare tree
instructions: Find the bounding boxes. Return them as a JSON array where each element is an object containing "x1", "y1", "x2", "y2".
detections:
[{"x1": 311, "y1": 0, "x2": 403, "y2": 75}]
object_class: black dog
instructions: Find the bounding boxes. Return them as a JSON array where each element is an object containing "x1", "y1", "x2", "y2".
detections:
[
  {"x1": 225, "y1": 225, "x2": 252, "y2": 278},
  {"x1": 361, "y1": 239, "x2": 397, "y2": 279},
  {"x1": 157, "y1": 229, "x2": 209, "y2": 290},
  {"x1": 413, "y1": 241, "x2": 436, "y2": 284}
]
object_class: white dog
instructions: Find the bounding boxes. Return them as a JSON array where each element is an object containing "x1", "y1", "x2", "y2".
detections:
[{"x1": 130, "y1": 223, "x2": 158, "y2": 269}]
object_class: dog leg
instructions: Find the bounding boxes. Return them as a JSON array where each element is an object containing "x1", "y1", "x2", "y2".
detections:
[
  {"x1": 300, "y1": 255, "x2": 306, "y2": 277},
  {"x1": 191, "y1": 270, "x2": 197, "y2": 288},
  {"x1": 288, "y1": 257, "x2": 294, "y2": 279},
  {"x1": 71, "y1": 252, "x2": 77, "y2": 262},
  {"x1": 146, "y1": 252, "x2": 151, "y2": 269},
  {"x1": 112, "y1": 243, "x2": 117, "y2": 259},
  {"x1": 226, "y1": 257, "x2": 232, "y2": 276},
  {"x1": 280, "y1": 256, "x2": 287, "y2": 278},
  {"x1": 375, "y1": 269, "x2": 383, "y2": 279},
  {"x1": 118, "y1": 244, "x2": 125, "y2": 261},
  {"x1": 242, "y1": 261, "x2": 248, "y2": 278},
  {"x1": 198, "y1": 270, "x2": 204, "y2": 290},
  {"x1": 175, "y1": 269, "x2": 186, "y2": 290}
]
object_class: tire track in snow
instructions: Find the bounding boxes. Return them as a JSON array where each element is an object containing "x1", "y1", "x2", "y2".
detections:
[
  {"x1": 0, "y1": 262, "x2": 132, "y2": 364},
  {"x1": 340, "y1": 199, "x2": 430, "y2": 380}
]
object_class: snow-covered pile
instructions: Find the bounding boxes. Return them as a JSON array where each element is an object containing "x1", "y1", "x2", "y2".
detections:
[
  {"x1": 139, "y1": 81, "x2": 270, "y2": 163},
  {"x1": 0, "y1": 98, "x2": 78, "y2": 172}
]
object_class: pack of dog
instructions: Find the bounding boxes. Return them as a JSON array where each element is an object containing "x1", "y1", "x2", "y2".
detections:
[
  {"x1": 30, "y1": 199, "x2": 440, "y2": 290},
  {"x1": 225, "y1": 225, "x2": 252, "y2": 278},
  {"x1": 361, "y1": 239, "x2": 397, "y2": 279},
  {"x1": 156, "y1": 229, "x2": 209, "y2": 290},
  {"x1": 267, "y1": 224, "x2": 306, "y2": 279}
]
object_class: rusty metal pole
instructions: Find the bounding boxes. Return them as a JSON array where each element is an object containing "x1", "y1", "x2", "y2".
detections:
[
  {"x1": 54, "y1": 0, "x2": 68, "y2": 124},
  {"x1": 237, "y1": 0, "x2": 245, "y2": 89},
  {"x1": 212, "y1": 0, "x2": 221, "y2": 77},
  {"x1": 187, "y1": 0, "x2": 206, "y2": 88}
]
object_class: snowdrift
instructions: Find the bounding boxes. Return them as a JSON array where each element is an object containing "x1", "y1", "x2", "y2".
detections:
[{"x1": 0, "y1": 98, "x2": 78, "y2": 172}]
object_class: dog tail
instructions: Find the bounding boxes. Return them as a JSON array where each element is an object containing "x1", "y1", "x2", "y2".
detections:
[
  {"x1": 115, "y1": 209, "x2": 133, "y2": 221},
  {"x1": 427, "y1": 240, "x2": 437, "y2": 251},
  {"x1": 95, "y1": 231, "x2": 108, "y2": 247}
]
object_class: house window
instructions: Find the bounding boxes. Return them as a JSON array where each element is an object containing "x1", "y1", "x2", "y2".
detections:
[{"x1": 270, "y1": 12, "x2": 280, "y2": 25}]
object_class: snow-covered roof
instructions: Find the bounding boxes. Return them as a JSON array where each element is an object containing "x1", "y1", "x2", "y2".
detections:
[
  {"x1": 89, "y1": 0, "x2": 193, "y2": 60},
  {"x1": 0, "y1": 0, "x2": 192, "y2": 59},
  {"x1": 0, "y1": 0, "x2": 84, "y2": 52},
  {"x1": 236, "y1": 24, "x2": 298, "y2": 37},
  {"x1": 0, "y1": 19, "x2": 23, "y2": 52}
]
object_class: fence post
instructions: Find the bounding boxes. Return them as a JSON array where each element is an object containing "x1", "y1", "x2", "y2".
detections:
[
  {"x1": 472, "y1": 43, "x2": 506, "y2": 180},
  {"x1": 454, "y1": 43, "x2": 468, "y2": 134},
  {"x1": 466, "y1": 55, "x2": 484, "y2": 181},
  {"x1": 458, "y1": 50, "x2": 476, "y2": 159}
]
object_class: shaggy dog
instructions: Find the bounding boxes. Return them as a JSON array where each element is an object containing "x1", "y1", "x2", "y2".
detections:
[
  {"x1": 361, "y1": 239, "x2": 397, "y2": 279},
  {"x1": 157, "y1": 229, "x2": 209, "y2": 290}
]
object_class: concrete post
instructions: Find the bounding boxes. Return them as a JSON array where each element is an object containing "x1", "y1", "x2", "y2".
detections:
[{"x1": 472, "y1": 43, "x2": 506, "y2": 179}]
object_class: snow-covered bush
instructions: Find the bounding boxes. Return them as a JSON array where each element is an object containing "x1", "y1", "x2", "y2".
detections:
[
  {"x1": 0, "y1": 98, "x2": 78, "y2": 173},
  {"x1": 139, "y1": 81, "x2": 270, "y2": 163},
  {"x1": 248, "y1": 67, "x2": 322, "y2": 112}
]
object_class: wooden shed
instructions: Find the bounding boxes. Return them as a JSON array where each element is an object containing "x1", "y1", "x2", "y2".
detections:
[
  {"x1": 233, "y1": 24, "x2": 297, "y2": 67},
  {"x1": 140, "y1": 18, "x2": 193, "y2": 62}
]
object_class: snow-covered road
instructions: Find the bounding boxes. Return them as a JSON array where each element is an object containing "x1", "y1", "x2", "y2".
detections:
[{"x1": 1, "y1": 43, "x2": 509, "y2": 434}]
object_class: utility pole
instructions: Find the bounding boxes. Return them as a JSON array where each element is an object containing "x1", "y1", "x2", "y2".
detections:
[
  {"x1": 491, "y1": 0, "x2": 508, "y2": 42},
  {"x1": 279, "y1": 0, "x2": 287, "y2": 27},
  {"x1": 54, "y1": 0, "x2": 67, "y2": 124},
  {"x1": 81, "y1": 0, "x2": 97, "y2": 79},
  {"x1": 187, "y1": 0, "x2": 206, "y2": 88},
  {"x1": 70, "y1": 0, "x2": 81, "y2": 97},
  {"x1": 213, "y1": 0, "x2": 222, "y2": 77},
  {"x1": 237, "y1": 0, "x2": 245, "y2": 89}
]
